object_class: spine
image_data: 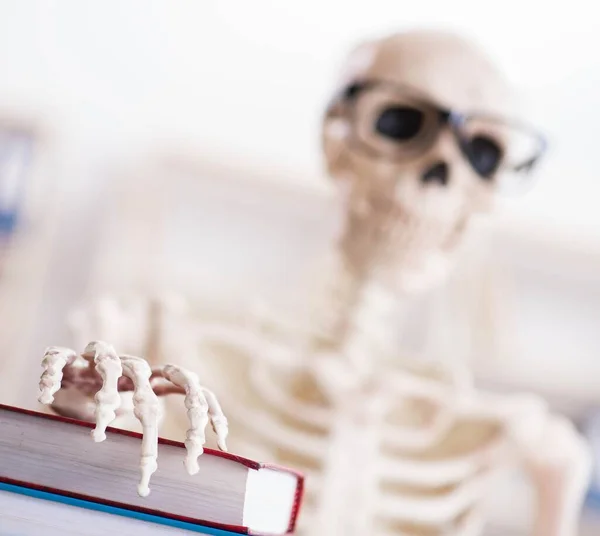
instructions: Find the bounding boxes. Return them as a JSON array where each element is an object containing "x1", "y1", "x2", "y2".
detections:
[{"x1": 308, "y1": 247, "x2": 397, "y2": 534}]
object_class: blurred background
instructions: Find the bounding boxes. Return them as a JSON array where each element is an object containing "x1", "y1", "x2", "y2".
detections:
[{"x1": 1, "y1": 1, "x2": 600, "y2": 534}]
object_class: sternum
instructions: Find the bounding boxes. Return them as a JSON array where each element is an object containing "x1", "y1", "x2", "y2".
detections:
[
  {"x1": 310, "y1": 264, "x2": 399, "y2": 534},
  {"x1": 339, "y1": 279, "x2": 399, "y2": 376},
  {"x1": 313, "y1": 401, "x2": 385, "y2": 535}
]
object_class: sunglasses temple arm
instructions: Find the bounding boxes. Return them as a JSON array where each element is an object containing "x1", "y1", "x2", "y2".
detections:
[{"x1": 514, "y1": 135, "x2": 548, "y2": 174}]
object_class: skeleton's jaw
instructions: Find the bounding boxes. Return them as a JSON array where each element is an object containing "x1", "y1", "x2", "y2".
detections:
[
  {"x1": 345, "y1": 210, "x2": 461, "y2": 296},
  {"x1": 334, "y1": 174, "x2": 471, "y2": 296}
]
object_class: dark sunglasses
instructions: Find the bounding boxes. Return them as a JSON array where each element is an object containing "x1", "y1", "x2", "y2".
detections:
[{"x1": 327, "y1": 79, "x2": 548, "y2": 181}]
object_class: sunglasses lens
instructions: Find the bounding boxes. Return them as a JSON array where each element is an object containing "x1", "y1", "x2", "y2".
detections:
[
  {"x1": 459, "y1": 116, "x2": 544, "y2": 177},
  {"x1": 375, "y1": 107, "x2": 424, "y2": 141},
  {"x1": 350, "y1": 85, "x2": 439, "y2": 159},
  {"x1": 464, "y1": 135, "x2": 503, "y2": 179}
]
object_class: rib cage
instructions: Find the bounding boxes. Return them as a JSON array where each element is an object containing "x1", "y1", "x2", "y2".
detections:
[
  {"x1": 65, "y1": 275, "x2": 588, "y2": 536},
  {"x1": 200, "y1": 335, "x2": 508, "y2": 536},
  {"x1": 185, "y1": 275, "x2": 511, "y2": 536},
  {"x1": 65, "y1": 281, "x2": 519, "y2": 536}
]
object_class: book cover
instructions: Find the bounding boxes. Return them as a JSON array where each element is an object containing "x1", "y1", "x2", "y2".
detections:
[
  {"x1": 0, "y1": 481, "x2": 241, "y2": 535},
  {"x1": 0, "y1": 404, "x2": 305, "y2": 535}
]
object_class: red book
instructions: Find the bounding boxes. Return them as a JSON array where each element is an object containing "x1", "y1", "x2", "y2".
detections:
[{"x1": 0, "y1": 404, "x2": 304, "y2": 535}]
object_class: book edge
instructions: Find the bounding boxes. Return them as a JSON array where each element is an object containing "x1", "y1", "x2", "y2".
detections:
[
  {"x1": 256, "y1": 464, "x2": 305, "y2": 535},
  {"x1": 0, "y1": 403, "x2": 259, "y2": 467},
  {"x1": 0, "y1": 476, "x2": 251, "y2": 534},
  {"x1": 0, "y1": 479, "x2": 247, "y2": 535},
  {"x1": 1, "y1": 403, "x2": 304, "y2": 534}
]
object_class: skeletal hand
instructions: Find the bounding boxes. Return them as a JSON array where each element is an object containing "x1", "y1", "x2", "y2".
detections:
[{"x1": 38, "y1": 341, "x2": 229, "y2": 497}]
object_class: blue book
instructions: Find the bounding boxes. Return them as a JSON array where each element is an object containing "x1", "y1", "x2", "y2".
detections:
[{"x1": 0, "y1": 481, "x2": 237, "y2": 535}]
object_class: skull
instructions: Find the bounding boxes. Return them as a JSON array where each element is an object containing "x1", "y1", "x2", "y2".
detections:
[{"x1": 322, "y1": 30, "x2": 546, "y2": 293}]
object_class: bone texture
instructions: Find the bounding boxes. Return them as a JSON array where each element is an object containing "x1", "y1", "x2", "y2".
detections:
[{"x1": 38, "y1": 341, "x2": 228, "y2": 497}]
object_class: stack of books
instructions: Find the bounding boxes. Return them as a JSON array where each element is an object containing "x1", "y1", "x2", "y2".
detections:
[{"x1": 0, "y1": 404, "x2": 304, "y2": 535}]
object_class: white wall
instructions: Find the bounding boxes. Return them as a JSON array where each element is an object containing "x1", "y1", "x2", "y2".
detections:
[
  {"x1": 1, "y1": 0, "x2": 599, "y2": 235},
  {"x1": 2, "y1": 0, "x2": 600, "y2": 406}
]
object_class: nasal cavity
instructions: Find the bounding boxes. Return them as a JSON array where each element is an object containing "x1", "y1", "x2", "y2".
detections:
[{"x1": 421, "y1": 161, "x2": 449, "y2": 186}]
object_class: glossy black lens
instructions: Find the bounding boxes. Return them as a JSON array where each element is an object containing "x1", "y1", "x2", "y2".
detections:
[
  {"x1": 468, "y1": 135, "x2": 503, "y2": 178},
  {"x1": 375, "y1": 107, "x2": 424, "y2": 141}
]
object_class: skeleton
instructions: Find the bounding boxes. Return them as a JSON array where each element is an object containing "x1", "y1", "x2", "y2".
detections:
[
  {"x1": 38, "y1": 30, "x2": 592, "y2": 536},
  {"x1": 37, "y1": 340, "x2": 229, "y2": 497}
]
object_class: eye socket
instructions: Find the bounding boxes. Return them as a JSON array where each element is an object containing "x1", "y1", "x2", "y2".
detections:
[
  {"x1": 468, "y1": 135, "x2": 503, "y2": 178},
  {"x1": 375, "y1": 107, "x2": 424, "y2": 141}
]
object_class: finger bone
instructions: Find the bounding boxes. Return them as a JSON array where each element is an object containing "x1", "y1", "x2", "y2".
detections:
[
  {"x1": 120, "y1": 354, "x2": 160, "y2": 497},
  {"x1": 38, "y1": 346, "x2": 78, "y2": 405},
  {"x1": 162, "y1": 364, "x2": 210, "y2": 475},
  {"x1": 87, "y1": 341, "x2": 122, "y2": 442}
]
